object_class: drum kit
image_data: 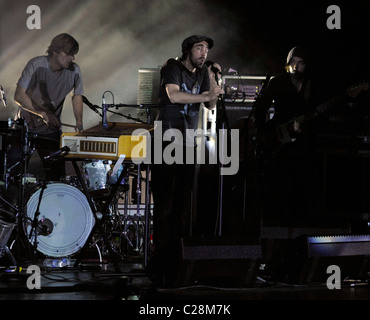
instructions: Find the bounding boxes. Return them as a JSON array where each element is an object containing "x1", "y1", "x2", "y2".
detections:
[{"x1": 0, "y1": 118, "x2": 151, "y2": 270}]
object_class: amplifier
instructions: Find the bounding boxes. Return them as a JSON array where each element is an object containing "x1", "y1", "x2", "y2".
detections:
[
  {"x1": 222, "y1": 75, "x2": 268, "y2": 103},
  {"x1": 137, "y1": 67, "x2": 161, "y2": 105},
  {"x1": 61, "y1": 122, "x2": 152, "y2": 161}
]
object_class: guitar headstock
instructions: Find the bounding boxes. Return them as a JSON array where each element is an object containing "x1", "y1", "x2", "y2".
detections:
[{"x1": 347, "y1": 81, "x2": 370, "y2": 98}]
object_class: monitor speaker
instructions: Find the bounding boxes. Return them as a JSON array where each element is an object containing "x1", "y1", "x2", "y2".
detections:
[
  {"x1": 175, "y1": 237, "x2": 262, "y2": 287},
  {"x1": 267, "y1": 235, "x2": 370, "y2": 284},
  {"x1": 300, "y1": 234, "x2": 370, "y2": 283}
]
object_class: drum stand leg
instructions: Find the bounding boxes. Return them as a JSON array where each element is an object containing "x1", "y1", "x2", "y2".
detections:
[
  {"x1": 144, "y1": 164, "x2": 151, "y2": 267},
  {"x1": 71, "y1": 160, "x2": 127, "y2": 272},
  {"x1": 0, "y1": 246, "x2": 16, "y2": 266},
  {"x1": 15, "y1": 122, "x2": 36, "y2": 267},
  {"x1": 119, "y1": 164, "x2": 151, "y2": 266}
]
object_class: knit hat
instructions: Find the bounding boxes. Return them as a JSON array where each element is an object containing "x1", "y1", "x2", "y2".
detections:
[{"x1": 286, "y1": 46, "x2": 308, "y2": 64}]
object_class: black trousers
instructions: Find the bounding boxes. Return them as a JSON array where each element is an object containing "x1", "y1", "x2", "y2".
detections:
[
  {"x1": 151, "y1": 162, "x2": 195, "y2": 258},
  {"x1": 149, "y1": 161, "x2": 195, "y2": 286}
]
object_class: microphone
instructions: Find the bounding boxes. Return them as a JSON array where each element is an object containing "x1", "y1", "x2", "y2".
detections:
[
  {"x1": 43, "y1": 146, "x2": 70, "y2": 160},
  {"x1": 206, "y1": 61, "x2": 222, "y2": 85},
  {"x1": 102, "y1": 93, "x2": 106, "y2": 110},
  {"x1": 206, "y1": 60, "x2": 221, "y2": 74},
  {"x1": 211, "y1": 65, "x2": 222, "y2": 76},
  {"x1": 82, "y1": 95, "x2": 100, "y2": 115},
  {"x1": 0, "y1": 86, "x2": 7, "y2": 107},
  {"x1": 102, "y1": 93, "x2": 108, "y2": 129}
]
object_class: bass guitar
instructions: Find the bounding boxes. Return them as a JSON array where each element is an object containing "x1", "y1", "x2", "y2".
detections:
[{"x1": 258, "y1": 82, "x2": 369, "y2": 156}]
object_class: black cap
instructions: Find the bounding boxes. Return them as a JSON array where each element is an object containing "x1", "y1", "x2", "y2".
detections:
[{"x1": 181, "y1": 35, "x2": 214, "y2": 54}]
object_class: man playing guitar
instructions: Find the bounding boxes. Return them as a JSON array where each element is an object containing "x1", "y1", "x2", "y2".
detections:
[{"x1": 254, "y1": 46, "x2": 326, "y2": 223}]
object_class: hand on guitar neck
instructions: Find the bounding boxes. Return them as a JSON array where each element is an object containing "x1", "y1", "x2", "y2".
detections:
[{"x1": 258, "y1": 81, "x2": 370, "y2": 157}]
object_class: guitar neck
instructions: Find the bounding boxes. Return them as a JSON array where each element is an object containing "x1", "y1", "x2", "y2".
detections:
[{"x1": 295, "y1": 92, "x2": 346, "y2": 125}]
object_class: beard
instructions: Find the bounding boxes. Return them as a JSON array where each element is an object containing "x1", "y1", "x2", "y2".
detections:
[
  {"x1": 189, "y1": 52, "x2": 205, "y2": 69},
  {"x1": 286, "y1": 65, "x2": 304, "y2": 79},
  {"x1": 291, "y1": 70, "x2": 304, "y2": 79}
]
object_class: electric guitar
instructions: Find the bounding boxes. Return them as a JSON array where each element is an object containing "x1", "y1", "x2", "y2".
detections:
[{"x1": 258, "y1": 82, "x2": 369, "y2": 156}]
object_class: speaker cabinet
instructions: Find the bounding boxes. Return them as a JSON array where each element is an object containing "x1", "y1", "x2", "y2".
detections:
[{"x1": 175, "y1": 238, "x2": 262, "y2": 287}]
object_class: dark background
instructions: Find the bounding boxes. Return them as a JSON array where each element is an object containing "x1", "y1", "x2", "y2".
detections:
[{"x1": 1, "y1": 0, "x2": 369, "y2": 235}]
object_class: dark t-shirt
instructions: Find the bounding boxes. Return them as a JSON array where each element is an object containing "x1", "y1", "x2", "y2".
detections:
[
  {"x1": 255, "y1": 73, "x2": 313, "y2": 127},
  {"x1": 157, "y1": 58, "x2": 210, "y2": 134}
]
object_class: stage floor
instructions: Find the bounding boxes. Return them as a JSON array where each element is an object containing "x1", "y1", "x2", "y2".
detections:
[{"x1": 1, "y1": 255, "x2": 370, "y2": 302}]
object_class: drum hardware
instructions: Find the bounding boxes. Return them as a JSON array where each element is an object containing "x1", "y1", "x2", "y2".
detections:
[
  {"x1": 1, "y1": 118, "x2": 37, "y2": 267},
  {"x1": 132, "y1": 164, "x2": 142, "y2": 252},
  {"x1": 82, "y1": 160, "x2": 113, "y2": 198},
  {"x1": 109, "y1": 164, "x2": 149, "y2": 256},
  {"x1": 77, "y1": 158, "x2": 147, "y2": 259},
  {"x1": 43, "y1": 146, "x2": 70, "y2": 160},
  {"x1": 92, "y1": 191, "x2": 148, "y2": 259},
  {"x1": 27, "y1": 180, "x2": 47, "y2": 263},
  {"x1": 119, "y1": 164, "x2": 152, "y2": 260},
  {"x1": 0, "y1": 218, "x2": 16, "y2": 266},
  {"x1": 0, "y1": 194, "x2": 18, "y2": 217},
  {"x1": 70, "y1": 159, "x2": 129, "y2": 271}
]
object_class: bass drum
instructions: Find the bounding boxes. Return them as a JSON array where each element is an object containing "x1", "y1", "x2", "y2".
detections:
[{"x1": 25, "y1": 183, "x2": 94, "y2": 258}]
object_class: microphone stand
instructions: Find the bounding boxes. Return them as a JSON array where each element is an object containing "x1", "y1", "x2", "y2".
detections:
[
  {"x1": 101, "y1": 103, "x2": 147, "y2": 128},
  {"x1": 84, "y1": 93, "x2": 154, "y2": 127},
  {"x1": 214, "y1": 72, "x2": 230, "y2": 237},
  {"x1": 242, "y1": 71, "x2": 271, "y2": 224},
  {"x1": 247, "y1": 71, "x2": 271, "y2": 124},
  {"x1": 28, "y1": 180, "x2": 47, "y2": 264}
]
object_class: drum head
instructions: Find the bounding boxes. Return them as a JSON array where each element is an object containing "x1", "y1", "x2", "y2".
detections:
[{"x1": 26, "y1": 183, "x2": 94, "y2": 257}]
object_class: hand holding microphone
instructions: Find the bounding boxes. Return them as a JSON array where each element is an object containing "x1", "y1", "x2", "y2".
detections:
[
  {"x1": 0, "y1": 85, "x2": 7, "y2": 107},
  {"x1": 206, "y1": 61, "x2": 222, "y2": 85}
]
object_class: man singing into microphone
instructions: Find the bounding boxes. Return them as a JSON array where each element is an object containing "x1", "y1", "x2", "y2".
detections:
[
  {"x1": 148, "y1": 35, "x2": 223, "y2": 287},
  {"x1": 12, "y1": 33, "x2": 84, "y2": 181}
]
